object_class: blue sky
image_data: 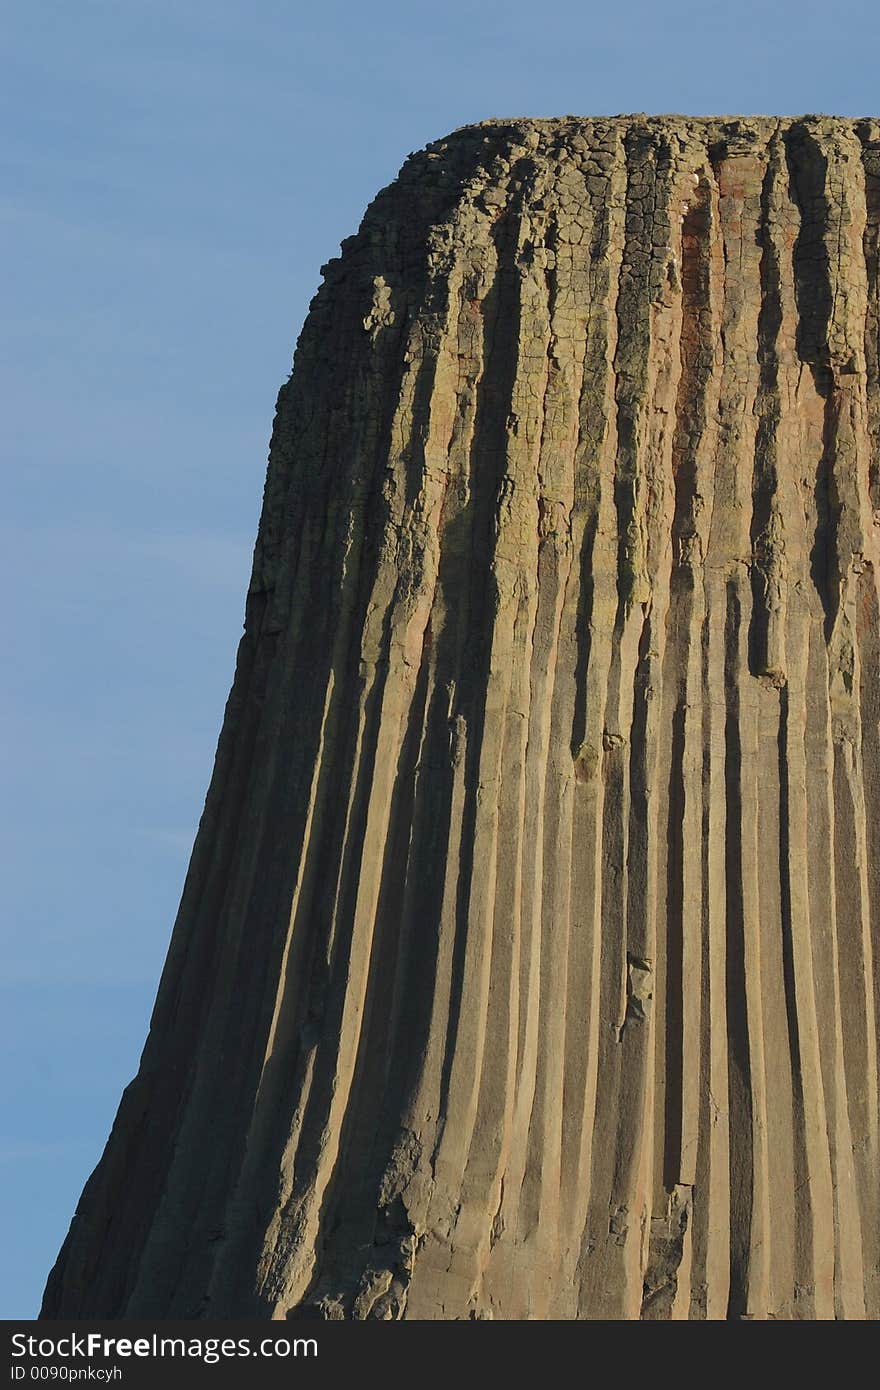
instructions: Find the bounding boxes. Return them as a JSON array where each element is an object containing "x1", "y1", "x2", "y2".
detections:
[{"x1": 2, "y1": 0, "x2": 877, "y2": 1318}]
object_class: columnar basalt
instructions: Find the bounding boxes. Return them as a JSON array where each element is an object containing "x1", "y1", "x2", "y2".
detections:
[{"x1": 44, "y1": 116, "x2": 880, "y2": 1320}]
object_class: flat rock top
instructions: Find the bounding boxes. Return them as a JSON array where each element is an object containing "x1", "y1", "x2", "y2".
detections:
[
  {"x1": 447, "y1": 113, "x2": 878, "y2": 139},
  {"x1": 411, "y1": 113, "x2": 880, "y2": 165},
  {"x1": 376, "y1": 112, "x2": 880, "y2": 223}
]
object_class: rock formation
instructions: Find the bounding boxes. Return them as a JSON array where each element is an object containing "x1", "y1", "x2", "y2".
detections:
[{"x1": 43, "y1": 116, "x2": 880, "y2": 1320}]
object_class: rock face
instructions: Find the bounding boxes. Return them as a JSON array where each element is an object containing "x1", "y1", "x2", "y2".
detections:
[{"x1": 44, "y1": 116, "x2": 880, "y2": 1321}]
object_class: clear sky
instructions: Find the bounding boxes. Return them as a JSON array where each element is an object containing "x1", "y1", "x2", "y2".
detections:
[{"x1": 2, "y1": 0, "x2": 877, "y2": 1318}]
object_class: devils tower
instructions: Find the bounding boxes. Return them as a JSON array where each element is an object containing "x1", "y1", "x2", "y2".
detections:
[{"x1": 43, "y1": 116, "x2": 879, "y2": 1321}]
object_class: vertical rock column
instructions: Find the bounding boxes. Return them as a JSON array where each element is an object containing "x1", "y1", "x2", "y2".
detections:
[{"x1": 43, "y1": 115, "x2": 880, "y2": 1321}]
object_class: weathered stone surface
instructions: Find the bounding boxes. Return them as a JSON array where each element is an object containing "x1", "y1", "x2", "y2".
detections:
[{"x1": 43, "y1": 116, "x2": 880, "y2": 1320}]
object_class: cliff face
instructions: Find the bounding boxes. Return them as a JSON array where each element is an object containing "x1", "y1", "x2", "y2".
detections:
[{"x1": 44, "y1": 116, "x2": 880, "y2": 1321}]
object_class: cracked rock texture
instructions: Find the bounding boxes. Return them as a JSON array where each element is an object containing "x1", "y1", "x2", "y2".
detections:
[{"x1": 44, "y1": 115, "x2": 880, "y2": 1320}]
